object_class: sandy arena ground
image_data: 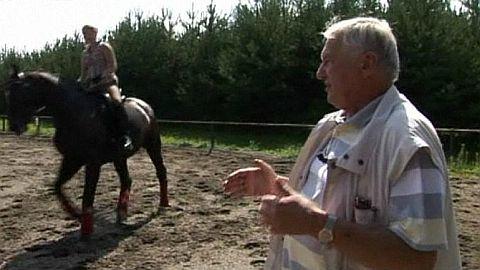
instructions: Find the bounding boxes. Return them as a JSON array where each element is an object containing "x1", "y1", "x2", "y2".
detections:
[{"x1": 0, "y1": 135, "x2": 478, "y2": 269}]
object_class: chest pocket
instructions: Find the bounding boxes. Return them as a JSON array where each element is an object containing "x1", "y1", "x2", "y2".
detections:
[{"x1": 329, "y1": 147, "x2": 382, "y2": 226}]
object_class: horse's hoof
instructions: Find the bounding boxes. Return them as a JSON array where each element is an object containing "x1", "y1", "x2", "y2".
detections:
[
  {"x1": 71, "y1": 211, "x2": 82, "y2": 220},
  {"x1": 60, "y1": 201, "x2": 81, "y2": 220},
  {"x1": 160, "y1": 200, "x2": 169, "y2": 207},
  {"x1": 116, "y1": 209, "x2": 128, "y2": 224},
  {"x1": 79, "y1": 233, "x2": 91, "y2": 242}
]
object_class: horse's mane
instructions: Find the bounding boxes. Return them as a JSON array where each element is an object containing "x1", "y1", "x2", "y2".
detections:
[
  {"x1": 23, "y1": 71, "x2": 60, "y2": 85},
  {"x1": 25, "y1": 71, "x2": 85, "y2": 94}
]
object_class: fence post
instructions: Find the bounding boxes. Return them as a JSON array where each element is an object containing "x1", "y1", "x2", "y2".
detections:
[
  {"x1": 2, "y1": 116, "x2": 5, "y2": 132},
  {"x1": 449, "y1": 133, "x2": 454, "y2": 159},
  {"x1": 207, "y1": 124, "x2": 215, "y2": 155},
  {"x1": 35, "y1": 117, "x2": 40, "y2": 136}
]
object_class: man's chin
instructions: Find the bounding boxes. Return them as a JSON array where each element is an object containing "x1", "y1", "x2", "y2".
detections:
[{"x1": 326, "y1": 96, "x2": 341, "y2": 110}]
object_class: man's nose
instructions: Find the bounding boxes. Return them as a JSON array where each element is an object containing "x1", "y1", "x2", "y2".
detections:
[{"x1": 316, "y1": 66, "x2": 324, "y2": 80}]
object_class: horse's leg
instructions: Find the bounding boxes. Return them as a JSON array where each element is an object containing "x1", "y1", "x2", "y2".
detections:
[
  {"x1": 55, "y1": 157, "x2": 83, "y2": 219},
  {"x1": 145, "y1": 127, "x2": 168, "y2": 207},
  {"x1": 113, "y1": 158, "x2": 132, "y2": 223},
  {"x1": 80, "y1": 164, "x2": 101, "y2": 237}
]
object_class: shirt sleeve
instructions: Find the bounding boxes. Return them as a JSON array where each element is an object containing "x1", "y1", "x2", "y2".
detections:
[{"x1": 388, "y1": 148, "x2": 448, "y2": 251}]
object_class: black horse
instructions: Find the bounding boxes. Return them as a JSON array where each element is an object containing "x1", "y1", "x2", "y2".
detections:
[{"x1": 4, "y1": 67, "x2": 168, "y2": 238}]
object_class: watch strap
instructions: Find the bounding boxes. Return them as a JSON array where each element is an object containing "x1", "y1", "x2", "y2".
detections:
[
  {"x1": 317, "y1": 213, "x2": 337, "y2": 244},
  {"x1": 324, "y1": 214, "x2": 337, "y2": 231}
]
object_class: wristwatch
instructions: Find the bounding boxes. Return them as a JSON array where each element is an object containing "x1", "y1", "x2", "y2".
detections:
[{"x1": 317, "y1": 214, "x2": 337, "y2": 244}]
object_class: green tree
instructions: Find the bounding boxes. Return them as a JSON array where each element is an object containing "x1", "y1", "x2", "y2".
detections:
[
  {"x1": 110, "y1": 11, "x2": 182, "y2": 119},
  {"x1": 387, "y1": 0, "x2": 480, "y2": 127}
]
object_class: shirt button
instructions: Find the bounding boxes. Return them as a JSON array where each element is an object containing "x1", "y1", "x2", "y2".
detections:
[
  {"x1": 358, "y1": 159, "x2": 364, "y2": 166},
  {"x1": 343, "y1": 154, "x2": 349, "y2": 159}
]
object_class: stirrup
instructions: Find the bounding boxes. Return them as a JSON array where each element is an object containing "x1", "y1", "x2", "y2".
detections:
[{"x1": 122, "y1": 135, "x2": 133, "y2": 151}]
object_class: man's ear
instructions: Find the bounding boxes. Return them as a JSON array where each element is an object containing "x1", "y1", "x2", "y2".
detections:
[{"x1": 360, "y1": 51, "x2": 378, "y2": 76}]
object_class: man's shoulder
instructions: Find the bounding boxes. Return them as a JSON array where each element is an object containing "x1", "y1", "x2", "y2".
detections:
[
  {"x1": 387, "y1": 99, "x2": 434, "y2": 132},
  {"x1": 379, "y1": 99, "x2": 439, "y2": 154}
]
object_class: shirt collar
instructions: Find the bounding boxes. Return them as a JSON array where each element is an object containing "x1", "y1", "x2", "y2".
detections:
[{"x1": 344, "y1": 89, "x2": 388, "y2": 128}]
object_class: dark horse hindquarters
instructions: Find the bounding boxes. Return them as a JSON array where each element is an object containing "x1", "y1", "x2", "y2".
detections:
[{"x1": 4, "y1": 68, "x2": 168, "y2": 238}]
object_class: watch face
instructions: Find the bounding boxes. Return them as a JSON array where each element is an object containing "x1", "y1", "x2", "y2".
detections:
[
  {"x1": 318, "y1": 229, "x2": 333, "y2": 243},
  {"x1": 318, "y1": 214, "x2": 336, "y2": 244}
]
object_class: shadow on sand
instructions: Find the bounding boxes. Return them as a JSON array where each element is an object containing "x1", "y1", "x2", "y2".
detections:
[{"x1": 2, "y1": 208, "x2": 166, "y2": 270}]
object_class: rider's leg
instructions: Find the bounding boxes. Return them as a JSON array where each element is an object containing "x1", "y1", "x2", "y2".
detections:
[
  {"x1": 106, "y1": 85, "x2": 133, "y2": 151},
  {"x1": 107, "y1": 84, "x2": 122, "y2": 103}
]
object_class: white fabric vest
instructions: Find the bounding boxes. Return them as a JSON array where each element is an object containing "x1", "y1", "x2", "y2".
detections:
[{"x1": 265, "y1": 86, "x2": 461, "y2": 270}]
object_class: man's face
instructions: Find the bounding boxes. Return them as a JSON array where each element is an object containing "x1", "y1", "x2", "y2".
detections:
[
  {"x1": 83, "y1": 29, "x2": 97, "y2": 44},
  {"x1": 316, "y1": 38, "x2": 362, "y2": 111}
]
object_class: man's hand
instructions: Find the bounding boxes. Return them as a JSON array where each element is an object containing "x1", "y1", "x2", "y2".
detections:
[
  {"x1": 259, "y1": 183, "x2": 327, "y2": 237},
  {"x1": 223, "y1": 159, "x2": 286, "y2": 197}
]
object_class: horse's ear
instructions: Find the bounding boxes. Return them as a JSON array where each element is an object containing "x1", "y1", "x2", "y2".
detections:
[{"x1": 9, "y1": 65, "x2": 20, "y2": 79}]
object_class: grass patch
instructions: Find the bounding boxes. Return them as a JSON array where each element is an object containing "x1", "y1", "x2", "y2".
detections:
[
  {"x1": 160, "y1": 123, "x2": 308, "y2": 158},
  {"x1": 448, "y1": 144, "x2": 480, "y2": 178}
]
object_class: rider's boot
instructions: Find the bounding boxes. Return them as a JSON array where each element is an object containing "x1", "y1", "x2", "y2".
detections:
[
  {"x1": 120, "y1": 135, "x2": 133, "y2": 152},
  {"x1": 111, "y1": 100, "x2": 134, "y2": 152}
]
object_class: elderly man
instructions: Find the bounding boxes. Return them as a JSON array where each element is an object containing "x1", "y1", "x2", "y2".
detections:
[{"x1": 224, "y1": 17, "x2": 461, "y2": 270}]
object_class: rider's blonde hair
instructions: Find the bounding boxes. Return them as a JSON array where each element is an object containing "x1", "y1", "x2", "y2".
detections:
[{"x1": 82, "y1": 25, "x2": 98, "y2": 35}]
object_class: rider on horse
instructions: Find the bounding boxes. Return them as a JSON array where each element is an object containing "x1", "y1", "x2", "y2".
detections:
[{"x1": 80, "y1": 24, "x2": 133, "y2": 152}]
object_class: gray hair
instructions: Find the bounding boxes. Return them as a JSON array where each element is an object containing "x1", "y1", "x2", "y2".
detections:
[{"x1": 323, "y1": 17, "x2": 400, "y2": 82}]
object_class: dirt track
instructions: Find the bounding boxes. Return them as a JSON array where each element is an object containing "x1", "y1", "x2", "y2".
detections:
[{"x1": 0, "y1": 135, "x2": 479, "y2": 269}]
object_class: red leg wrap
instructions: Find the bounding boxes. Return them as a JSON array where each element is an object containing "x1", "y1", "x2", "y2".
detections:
[
  {"x1": 117, "y1": 190, "x2": 130, "y2": 222},
  {"x1": 118, "y1": 190, "x2": 130, "y2": 207},
  {"x1": 81, "y1": 208, "x2": 94, "y2": 236}
]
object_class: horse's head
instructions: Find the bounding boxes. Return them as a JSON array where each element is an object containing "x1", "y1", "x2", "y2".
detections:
[{"x1": 4, "y1": 67, "x2": 48, "y2": 135}]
